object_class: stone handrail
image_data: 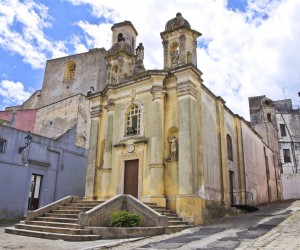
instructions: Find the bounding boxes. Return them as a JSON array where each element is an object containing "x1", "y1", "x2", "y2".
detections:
[
  {"x1": 25, "y1": 196, "x2": 79, "y2": 222},
  {"x1": 78, "y1": 195, "x2": 168, "y2": 227}
]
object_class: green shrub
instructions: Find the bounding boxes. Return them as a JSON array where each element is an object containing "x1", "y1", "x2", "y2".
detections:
[{"x1": 109, "y1": 210, "x2": 141, "y2": 227}]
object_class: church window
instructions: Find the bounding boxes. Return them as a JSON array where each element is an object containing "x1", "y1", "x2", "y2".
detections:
[
  {"x1": 0, "y1": 139, "x2": 6, "y2": 153},
  {"x1": 267, "y1": 113, "x2": 272, "y2": 122},
  {"x1": 280, "y1": 124, "x2": 286, "y2": 137},
  {"x1": 64, "y1": 61, "x2": 76, "y2": 81},
  {"x1": 227, "y1": 134, "x2": 233, "y2": 161},
  {"x1": 170, "y1": 42, "x2": 179, "y2": 64},
  {"x1": 126, "y1": 105, "x2": 141, "y2": 136},
  {"x1": 283, "y1": 149, "x2": 291, "y2": 163},
  {"x1": 118, "y1": 33, "x2": 124, "y2": 42}
]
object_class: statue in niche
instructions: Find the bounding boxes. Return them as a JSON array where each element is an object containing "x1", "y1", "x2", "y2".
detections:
[
  {"x1": 171, "y1": 49, "x2": 179, "y2": 64},
  {"x1": 168, "y1": 136, "x2": 178, "y2": 160}
]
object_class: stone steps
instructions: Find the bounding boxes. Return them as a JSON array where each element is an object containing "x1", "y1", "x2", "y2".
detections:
[
  {"x1": 25, "y1": 220, "x2": 82, "y2": 229},
  {"x1": 143, "y1": 202, "x2": 191, "y2": 233},
  {"x1": 43, "y1": 213, "x2": 78, "y2": 218},
  {"x1": 5, "y1": 228, "x2": 101, "y2": 241},
  {"x1": 36, "y1": 217, "x2": 78, "y2": 223},
  {"x1": 5, "y1": 200, "x2": 103, "y2": 241},
  {"x1": 15, "y1": 223, "x2": 92, "y2": 235},
  {"x1": 51, "y1": 209, "x2": 82, "y2": 214}
]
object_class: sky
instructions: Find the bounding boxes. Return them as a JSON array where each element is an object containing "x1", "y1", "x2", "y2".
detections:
[{"x1": 0, "y1": 0, "x2": 300, "y2": 119}]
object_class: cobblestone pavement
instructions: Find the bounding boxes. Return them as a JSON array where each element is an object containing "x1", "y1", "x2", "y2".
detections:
[
  {"x1": 1, "y1": 200, "x2": 299, "y2": 250},
  {"x1": 113, "y1": 200, "x2": 300, "y2": 250}
]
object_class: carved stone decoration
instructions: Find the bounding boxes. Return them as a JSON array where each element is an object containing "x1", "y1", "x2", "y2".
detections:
[
  {"x1": 104, "y1": 99, "x2": 115, "y2": 112},
  {"x1": 133, "y1": 43, "x2": 146, "y2": 74},
  {"x1": 150, "y1": 86, "x2": 167, "y2": 101},
  {"x1": 130, "y1": 89, "x2": 136, "y2": 102},
  {"x1": 126, "y1": 144, "x2": 135, "y2": 153},
  {"x1": 168, "y1": 136, "x2": 178, "y2": 160}
]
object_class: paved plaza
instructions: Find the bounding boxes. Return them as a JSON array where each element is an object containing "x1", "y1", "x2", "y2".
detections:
[{"x1": 1, "y1": 200, "x2": 299, "y2": 250}]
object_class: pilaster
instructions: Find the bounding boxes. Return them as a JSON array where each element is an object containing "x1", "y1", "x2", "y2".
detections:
[
  {"x1": 162, "y1": 40, "x2": 169, "y2": 70},
  {"x1": 215, "y1": 97, "x2": 229, "y2": 205},
  {"x1": 148, "y1": 85, "x2": 166, "y2": 207},
  {"x1": 84, "y1": 100, "x2": 102, "y2": 200},
  {"x1": 177, "y1": 80, "x2": 197, "y2": 195},
  {"x1": 100, "y1": 99, "x2": 115, "y2": 198}
]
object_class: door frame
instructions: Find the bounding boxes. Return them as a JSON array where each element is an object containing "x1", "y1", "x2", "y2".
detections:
[
  {"x1": 28, "y1": 173, "x2": 43, "y2": 210},
  {"x1": 121, "y1": 158, "x2": 141, "y2": 199}
]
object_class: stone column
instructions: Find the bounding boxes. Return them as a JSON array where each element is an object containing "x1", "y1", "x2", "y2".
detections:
[
  {"x1": 162, "y1": 40, "x2": 169, "y2": 69},
  {"x1": 177, "y1": 81, "x2": 198, "y2": 195},
  {"x1": 193, "y1": 39, "x2": 198, "y2": 66},
  {"x1": 179, "y1": 34, "x2": 186, "y2": 65},
  {"x1": 84, "y1": 99, "x2": 102, "y2": 200},
  {"x1": 149, "y1": 86, "x2": 166, "y2": 207}
]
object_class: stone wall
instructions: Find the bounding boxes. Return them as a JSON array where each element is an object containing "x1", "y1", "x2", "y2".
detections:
[
  {"x1": 282, "y1": 173, "x2": 300, "y2": 199},
  {"x1": 23, "y1": 49, "x2": 107, "y2": 110},
  {"x1": 33, "y1": 94, "x2": 90, "y2": 148}
]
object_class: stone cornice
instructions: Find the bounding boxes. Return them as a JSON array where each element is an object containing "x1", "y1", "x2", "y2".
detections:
[
  {"x1": 177, "y1": 80, "x2": 197, "y2": 98},
  {"x1": 90, "y1": 105, "x2": 102, "y2": 118}
]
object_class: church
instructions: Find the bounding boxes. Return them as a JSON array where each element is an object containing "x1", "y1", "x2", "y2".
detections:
[{"x1": 84, "y1": 13, "x2": 282, "y2": 224}]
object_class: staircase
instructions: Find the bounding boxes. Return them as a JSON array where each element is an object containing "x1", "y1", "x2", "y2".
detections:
[
  {"x1": 6, "y1": 198, "x2": 190, "y2": 241},
  {"x1": 5, "y1": 200, "x2": 103, "y2": 241},
  {"x1": 143, "y1": 202, "x2": 191, "y2": 234}
]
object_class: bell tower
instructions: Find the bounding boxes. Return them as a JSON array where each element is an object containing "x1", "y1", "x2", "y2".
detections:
[
  {"x1": 160, "y1": 13, "x2": 201, "y2": 70},
  {"x1": 105, "y1": 21, "x2": 140, "y2": 85}
]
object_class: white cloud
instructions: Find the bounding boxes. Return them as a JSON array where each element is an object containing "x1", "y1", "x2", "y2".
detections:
[
  {"x1": 66, "y1": 0, "x2": 300, "y2": 119},
  {"x1": 0, "y1": 0, "x2": 67, "y2": 69},
  {"x1": 2, "y1": 0, "x2": 299, "y2": 117},
  {"x1": 0, "y1": 80, "x2": 32, "y2": 106}
]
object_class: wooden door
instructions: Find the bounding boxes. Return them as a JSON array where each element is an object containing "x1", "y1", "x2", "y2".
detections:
[
  {"x1": 28, "y1": 174, "x2": 42, "y2": 210},
  {"x1": 124, "y1": 159, "x2": 139, "y2": 198}
]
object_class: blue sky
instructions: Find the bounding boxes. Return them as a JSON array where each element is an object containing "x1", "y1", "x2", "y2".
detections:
[{"x1": 0, "y1": 0, "x2": 300, "y2": 118}]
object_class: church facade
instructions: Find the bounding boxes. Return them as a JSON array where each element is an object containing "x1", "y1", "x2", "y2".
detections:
[{"x1": 84, "y1": 14, "x2": 282, "y2": 224}]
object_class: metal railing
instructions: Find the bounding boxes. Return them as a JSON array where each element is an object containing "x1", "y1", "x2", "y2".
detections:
[{"x1": 229, "y1": 191, "x2": 254, "y2": 207}]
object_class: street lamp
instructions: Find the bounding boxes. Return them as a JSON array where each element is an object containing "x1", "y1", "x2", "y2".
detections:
[{"x1": 18, "y1": 132, "x2": 33, "y2": 153}]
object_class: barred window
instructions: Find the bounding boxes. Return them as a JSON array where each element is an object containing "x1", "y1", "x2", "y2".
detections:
[
  {"x1": 280, "y1": 124, "x2": 287, "y2": 137},
  {"x1": 283, "y1": 149, "x2": 291, "y2": 163},
  {"x1": 0, "y1": 139, "x2": 6, "y2": 153},
  {"x1": 126, "y1": 105, "x2": 140, "y2": 135}
]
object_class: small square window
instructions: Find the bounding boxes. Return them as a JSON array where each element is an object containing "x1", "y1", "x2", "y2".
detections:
[
  {"x1": 0, "y1": 139, "x2": 6, "y2": 153},
  {"x1": 280, "y1": 124, "x2": 287, "y2": 137},
  {"x1": 283, "y1": 149, "x2": 291, "y2": 163}
]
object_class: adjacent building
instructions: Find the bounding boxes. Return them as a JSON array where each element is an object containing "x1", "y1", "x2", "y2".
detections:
[
  {"x1": 0, "y1": 125, "x2": 88, "y2": 220},
  {"x1": 249, "y1": 96, "x2": 300, "y2": 199}
]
